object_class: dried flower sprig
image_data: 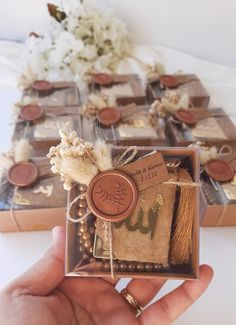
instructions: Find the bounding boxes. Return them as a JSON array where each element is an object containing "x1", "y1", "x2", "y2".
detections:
[
  {"x1": 47, "y1": 130, "x2": 113, "y2": 190},
  {"x1": 81, "y1": 93, "x2": 117, "y2": 117},
  {"x1": 0, "y1": 140, "x2": 33, "y2": 171},
  {"x1": 149, "y1": 91, "x2": 190, "y2": 118}
]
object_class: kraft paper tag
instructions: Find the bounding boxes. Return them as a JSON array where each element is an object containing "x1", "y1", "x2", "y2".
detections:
[{"x1": 118, "y1": 152, "x2": 169, "y2": 192}]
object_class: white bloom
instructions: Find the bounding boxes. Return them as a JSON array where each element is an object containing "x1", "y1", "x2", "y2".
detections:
[{"x1": 21, "y1": 1, "x2": 130, "y2": 82}]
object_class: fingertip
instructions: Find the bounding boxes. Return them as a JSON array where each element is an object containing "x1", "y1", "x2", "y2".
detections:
[
  {"x1": 199, "y1": 264, "x2": 214, "y2": 283},
  {"x1": 52, "y1": 226, "x2": 66, "y2": 243}
]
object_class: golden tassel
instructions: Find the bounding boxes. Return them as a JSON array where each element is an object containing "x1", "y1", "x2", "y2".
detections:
[{"x1": 170, "y1": 168, "x2": 195, "y2": 265}]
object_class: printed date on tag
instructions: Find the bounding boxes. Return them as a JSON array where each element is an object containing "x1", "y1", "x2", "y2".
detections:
[{"x1": 118, "y1": 152, "x2": 169, "y2": 192}]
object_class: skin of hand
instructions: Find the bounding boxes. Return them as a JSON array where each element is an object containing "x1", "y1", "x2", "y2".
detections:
[{"x1": 0, "y1": 227, "x2": 213, "y2": 325}]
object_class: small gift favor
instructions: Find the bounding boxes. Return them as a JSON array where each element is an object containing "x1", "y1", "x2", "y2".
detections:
[
  {"x1": 166, "y1": 108, "x2": 236, "y2": 147},
  {"x1": 48, "y1": 131, "x2": 200, "y2": 280},
  {"x1": 0, "y1": 141, "x2": 66, "y2": 232},
  {"x1": 80, "y1": 96, "x2": 167, "y2": 146},
  {"x1": 12, "y1": 104, "x2": 79, "y2": 155},
  {"x1": 88, "y1": 73, "x2": 146, "y2": 106},
  {"x1": 147, "y1": 74, "x2": 210, "y2": 108},
  {"x1": 200, "y1": 144, "x2": 236, "y2": 226},
  {"x1": 22, "y1": 80, "x2": 80, "y2": 107}
]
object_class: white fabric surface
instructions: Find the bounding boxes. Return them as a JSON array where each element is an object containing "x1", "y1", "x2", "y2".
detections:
[{"x1": 0, "y1": 40, "x2": 236, "y2": 325}]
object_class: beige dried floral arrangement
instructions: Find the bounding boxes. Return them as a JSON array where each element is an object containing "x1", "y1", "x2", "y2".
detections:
[
  {"x1": 47, "y1": 130, "x2": 113, "y2": 190},
  {"x1": 81, "y1": 93, "x2": 117, "y2": 117},
  {"x1": 150, "y1": 91, "x2": 190, "y2": 118}
]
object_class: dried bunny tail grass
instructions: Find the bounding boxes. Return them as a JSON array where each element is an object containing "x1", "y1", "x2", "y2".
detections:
[
  {"x1": 0, "y1": 154, "x2": 14, "y2": 170},
  {"x1": 170, "y1": 168, "x2": 194, "y2": 265},
  {"x1": 162, "y1": 102, "x2": 179, "y2": 113},
  {"x1": 60, "y1": 157, "x2": 98, "y2": 186},
  {"x1": 14, "y1": 139, "x2": 33, "y2": 163},
  {"x1": 18, "y1": 66, "x2": 37, "y2": 91},
  {"x1": 93, "y1": 139, "x2": 113, "y2": 171},
  {"x1": 178, "y1": 93, "x2": 190, "y2": 109}
]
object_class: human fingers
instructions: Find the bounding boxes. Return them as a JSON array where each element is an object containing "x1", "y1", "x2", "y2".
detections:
[
  {"x1": 140, "y1": 265, "x2": 214, "y2": 325},
  {"x1": 3, "y1": 226, "x2": 66, "y2": 296},
  {"x1": 123, "y1": 277, "x2": 166, "y2": 307}
]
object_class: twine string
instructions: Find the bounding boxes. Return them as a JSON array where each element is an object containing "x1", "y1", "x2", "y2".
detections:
[
  {"x1": 115, "y1": 146, "x2": 138, "y2": 168},
  {"x1": 217, "y1": 145, "x2": 233, "y2": 158}
]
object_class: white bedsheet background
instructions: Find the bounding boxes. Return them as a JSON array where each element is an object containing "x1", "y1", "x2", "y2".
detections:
[{"x1": 0, "y1": 41, "x2": 236, "y2": 325}]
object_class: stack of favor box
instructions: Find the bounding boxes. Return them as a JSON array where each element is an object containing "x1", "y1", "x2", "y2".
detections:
[{"x1": 1, "y1": 72, "x2": 236, "y2": 233}]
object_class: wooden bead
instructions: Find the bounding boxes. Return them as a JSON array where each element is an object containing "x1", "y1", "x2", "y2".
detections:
[
  {"x1": 103, "y1": 262, "x2": 111, "y2": 271},
  {"x1": 127, "y1": 262, "x2": 136, "y2": 272},
  {"x1": 78, "y1": 200, "x2": 87, "y2": 208},
  {"x1": 77, "y1": 208, "x2": 86, "y2": 218},
  {"x1": 79, "y1": 185, "x2": 87, "y2": 192},
  {"x1": 78, "y1": 238, "x2": 83, "y2": 245},
  {"x1": 163, "y1": 263, "x2": 170, "y2": 270},
  {"x1": 78, "y1": 246, "x2": 84, "y2": 253},
  {"x1": 87, "y1": 247, "x2": 93, "y2": 254},
  {"x1": 82, "y1": 232, "x2": 90, "y2": 240},
  {"x1": 113, "y1": 262, "x2": 119, "y2": 272},
  {"x1": 79, "y1": 225, "x2": 88, "y2": 233},
  {"x1": 84, "y1": 239, "x2": 92, "y2": 248},
  {"x1": 82, "y1": 253, "x2": 89, "y2": 260},
  {"x1": 89, "y1": 257, "x2": 96, "y2": 263},
  {"x1": 145, "y1": 263, "x2": 153, "y2": 272},
  {"x1": 79, "y1": 218, "x2": 87, "y2": 225},
  {"x1": 153, "y1": 264, "x2": 162, "y2": 271},
  {"x1": 119, "y1": 262, "x2": 127, "y2": 272},
  {"x1": 136, "y1": 263, "x2": 145, "y2": 272}
]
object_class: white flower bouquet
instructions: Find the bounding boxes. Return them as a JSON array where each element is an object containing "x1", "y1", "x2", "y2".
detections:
[{"x1": 19, "y1": 0, "x2": 131, "y2": 86}]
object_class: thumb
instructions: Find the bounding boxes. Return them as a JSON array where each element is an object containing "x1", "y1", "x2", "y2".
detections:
[{"x1": 4, "y1": 226, "x2": 66, "y2": 296}]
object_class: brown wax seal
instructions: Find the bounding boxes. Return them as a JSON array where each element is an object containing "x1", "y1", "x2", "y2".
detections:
[
  {"x1": 86, "y1": 170, "x2": 138, "y2": 222},
  {"x1": 97, "y1": 107, "x2": 121, "y2": 126},
  {"x1": 175, "y1": 109, "x2": 198, "y2": 125},
  {"x1": 32, "y1": 80, "x2": 54, "y2": 92},
  {"x1": 20, "y1": 104, "x2": 44, "y2": 121},
  {"x1": 94, "y1": 73, "x2": 113, "y2": 85},
  {"x1": 205, "y1": 159, "x2": 234, "y2": 182},
  {"x1": 160, "y1": 75, "x2": 179, "y2": 88},
  {"x1": 7, "y1": 162, "x2": 39, "y2": 187}
]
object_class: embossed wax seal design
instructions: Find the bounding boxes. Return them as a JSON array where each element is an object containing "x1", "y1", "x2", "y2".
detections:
[
  {"x1": 20, "y1": 104, "x2": 44, "y2": 121},
  {"x1": 175, "y1": 109, "x2": 198, "y2": 125},
  {"x1": 205, "y1": 159, "x2": 235, "y2": 182},
  {"x1": 94, "y1": 73, "x2": 113, "y2": 85},
  {"x1": 32, "y1": 80, "x2": 54, "y2": 92},
  {"x1": 86, "y1": 170, "x2": 138, "y2": 222},
  {"x1": 160, "y1": 75, "x2": 179, "y2": 88},
  {"x1": 7, "y1": 162, "x2": 39, "y2": 187},
  {"x1": 97, "y1": 107, "x2": 121, "y2": 126}
]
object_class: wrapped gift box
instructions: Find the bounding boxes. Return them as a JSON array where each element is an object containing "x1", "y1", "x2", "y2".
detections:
[
  {"x1": 166, "y1": 108, "x2": 236, "y2": 147},
  {"x1": 12, "y1": 107, "x2": 80, "y2": 155},
  {"x1": 65, "y1": 146, "x2": 200, "y2": 280},
  {"x1": 200, "y1": 146, "x2": 236, "y2": 226},
  {"x1": 0, "y1": 158, "x2": 66, "y2": 232},
  {"x1": 23, "y1": 81, "x2": 80, "y2": 107},
  {"x1": 147, "y1": 74, "x2": 210, "y2": 108},
  {"x1": 89, "y1": 74, "x2": 146, "y2": 106},
  {"x1": 80, "y1": 105, "x2": 168, "y2": 146}
]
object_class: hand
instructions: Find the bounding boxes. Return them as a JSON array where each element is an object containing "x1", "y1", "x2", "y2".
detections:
[{"x1": 0, "y1": 227, "x2": 213, "y2": 325}]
